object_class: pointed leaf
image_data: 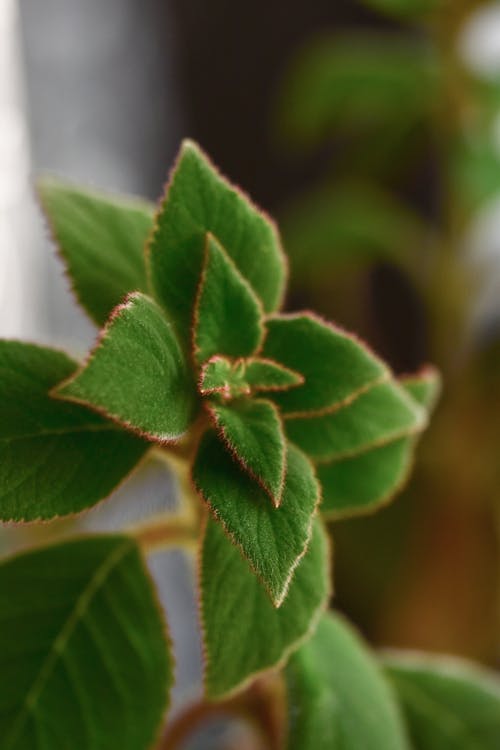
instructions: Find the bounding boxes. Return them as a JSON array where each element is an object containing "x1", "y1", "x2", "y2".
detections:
[
  {"x1": 201, "y1": 517, "x2": 330, "y2": 699},
  {"x1": 284, "y1": 613, "x2": 410, "y2": 750},
  {"x1": 56, "y1": 292, "x2": 196, "y2": 443},
  {"x1": 0, "y1": 341, "x2": 148, "y2": 522},
  {"x1": 383, "y1": 653, "x2": 500, "y2": 750},
  {"x1": 38, "y1": 179, "x2": 153, "y2": 326},
  {"x1": 199, "y1": 356, "x2": 249, "y2": 398},
  {"x1": 244, "y1": 358, "x2": 304, "y2": 393},
  {"x1": 0, "y1": 535, "x2": 172, "y2": 750},
  {"x1": 199, "y1": 356, "x2": 302, "y2": 398},
  {"x1": 318, "y1": 369, "x2": 440, "y2": 518},
  {"x1": 193, "y1": 234, "x2": 264, "y2": 365},
  {"x1": 208, "y1": 398, "x2": 286, "y2": 506},
  {"x1": 192, "y1": 431, "x2": 320, "y2": 606},
  {"x1": 148, "y1": 140, "x2": 286, "y2": 344},
  {"x1": 286, "y1": 380, "x2": 427, "y2": 462},
  {"x1": 262, "y1": 313, "x2": 388, "y2": 415}
]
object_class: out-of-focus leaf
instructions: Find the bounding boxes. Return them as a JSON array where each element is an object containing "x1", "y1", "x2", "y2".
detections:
[
  {"x1": 277, "y1": 33, "x2": 438, "y2": 151},
  {"x1": 358, "y1": 0, "x2": 439, "y2": 20},
  {"x1": 281, "y1": 183, "x2": 430, "y2": 277},
  {"x1": 384, "y1": 652, "x2": 500, "y2": 749},
  {"x1": 284, "y1": 612, "x2": 410, "y2": 749}
]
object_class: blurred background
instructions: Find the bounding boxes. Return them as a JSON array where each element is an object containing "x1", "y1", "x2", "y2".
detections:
[{"x1": 1, "y1": 0, "x2": 500, "y2": 746}]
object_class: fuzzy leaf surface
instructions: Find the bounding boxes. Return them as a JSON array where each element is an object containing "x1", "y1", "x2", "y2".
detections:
[
  {"x1": 208, "y1": 398, "x2": 286, "y2": 506},
  {"x1": 285, "y1": 613, "x2": 410, "y2": 750},
  {"x1": 262, "y1": 313, "x2": 388, "y2": 415},
  {"x1": 56, "y1": 293, "x2": 196, "y2": 443},
  {"x1": 201, "y1": 517, "x2": 329, "y2": 699},
  {"x1": 384, "y1": 653, "x2": 500, "y2": 749},
  {"x1": 193, "y1": 234, "x2": 264, "y2": 365},
  {"x1": 0, "y1": 341, "x2": 148, "y2": 522},
  {"x1": 318, "y1": 369, "x2": 440, "y2": 518},
  {"x1": 286, "y1": 379, "x2": 426, "y2": 462},
  {"x1": 148, "y1": 140, "x2": 286, "y2": 344},
  {"x1": 192, "y1": 431, "x2": 319, "y2": 605},
  {"x1": 38, "y1": 179, "x2": 153, "y2": 326},
  {"x1": 0, "y1": 535, "x2": 172, "y2": 750},
  {"x1": 199, "y1": 356, "x2": 302, "y2": 398}
]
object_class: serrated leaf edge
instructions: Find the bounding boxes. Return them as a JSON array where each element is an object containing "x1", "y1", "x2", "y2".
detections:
[
  {"x1": 205, "y1": 398, "x2": 287, "y2": 508},
  {"x1": 52, "y1": 292, "x2": 190, "y2": 446},
  {"x1": 197, "y1": 515, "x2": 333, "y2": 701}
]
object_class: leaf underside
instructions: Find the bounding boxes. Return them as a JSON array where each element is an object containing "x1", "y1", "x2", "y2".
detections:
[
  {"x1": 201, "y1": 517, "x2": 330, "y2": 699},
  {"x1": 0, "y1": 341, "x2": 148, "y2": 522},
  {"x1": 38, "y1": 179, "x2": 153, "y2": 327},
  {"x1": 56, "y1": 292, "x2": 196, "y2": 443},
  {"x1": 192, "y1": 430, "x2": 319, "y2": 606},
  {"x1": 148, "y1": 140, "x2": 286, "y2": 346},
  {"x1": 284, "y1": 613, "x2": 410, "y2": 750},
  {"x1": 0, "y1": 535, "x2": 172, "y2": 750}
]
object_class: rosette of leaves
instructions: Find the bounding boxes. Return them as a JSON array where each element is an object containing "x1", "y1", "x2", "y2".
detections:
[{"x1": 0, "y1": 141, "x2": 438, "y2": 749}]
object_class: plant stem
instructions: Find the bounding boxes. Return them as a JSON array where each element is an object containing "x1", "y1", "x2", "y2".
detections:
[{"x1": 128, "y1": 512, "x2": 200, "y2": 553}]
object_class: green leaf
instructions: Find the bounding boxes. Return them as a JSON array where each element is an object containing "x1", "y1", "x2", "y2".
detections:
[
  {"x1": 285, "y1": 379, "x2": 427, "y2": 462},
  {"x1": 56, "y1": 292, "x2": 196, "y2": 443},
  {"x1": 278, "y1": 33, "x2": 438, "y2": 150},
  {"x1": 193, "y1": 234, "x2": 264, "y2": 365},
  {"x1": 38, "y1": 179, "x2": 153, "y2": 327},
  {"x1": 201, "y1": 516, "x2": 330, "y2": 699},
  {"x1": 319, "y1": 438, "x2": 414, "y2": 519},
  {"x1": 318, "y1": 368, "x2": 440, "y2": 519},
  {"x1": 383, "y1": 653, "x2": 500, "y2": 749},
  {"x1": 0, "y1": 341, "x2": 148, "y2": 522},
  {"x1": 244, "y1": 358, "x2": 304, "y2": 392},
  {"x1": 148, "y1": 140, "x2": 286, "y2": 345},
  {"x1": 0, "y1": 535, "x2": 172, "y2": 750},
  {"x1": 192, "y1": 430, "x2": 320, "y2": 606},
  {"x1": 284, "y1": 613, "x2": 410, "y2": 750},
  {"x1": 199, "y1": 356, "x2": 303, "y2": 398},
  {"x1": 207, "y1": 398, "x2": 286, "y2": 507},
  {"x1": 262, "y1": 313, "x2": 388, "y2": 415}
]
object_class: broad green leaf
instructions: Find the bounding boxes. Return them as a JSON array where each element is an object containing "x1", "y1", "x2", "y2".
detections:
[
  {"x1": 0, "y1": 535, "x2": 172, "y2": 750},
  {"x1": 359, "y1": 0, "x2": 439, "y2": 19},
  {"x1": 285, "y1": 379, "x2": 427, "y2": 462},
  {"x1": 384, "y1": 653, "x2": 500, "y2": 749},
  {"x1": 318, "y1": 369, "x2": 440, "y2": 518},
  {"x1": 281, "y1": 183, "x2": 429, "y2": 276},
  {"x1": 192, "y1": 431, "x2": 320, "y2": 606},
  {"x1": 278, "y1": 34, "x2": 437, "y2": 149},
  {"x1": 201, "y1": 516, "x2": 330, "y2": 699},
  {"x1": 0, "y1": 341, "x2": 148, "y2": 522},
  {"x1": 148, "y1": 140, "x2": 286, "y2": 344},
  {"x1": 199, "y1": 356, "x2": 302, "y2": 398},
  {"x1": 193, "y1": 234, "x2": 264, "y2": 365},
  {"x1": 285, "y1": 613, "x2": 410, "y2": 750},
  {"x1": 262, "y1": 313, "x2": 388, "y2": 415},
  {"x1": 208, "y1": 398, "x2": 286, "y2": 506},
  {"x1": 38, "y1": 179, "x2": 153, "y2": 326},
  {"x1": 56, "y1": 292, "x2": 196, "y2": 443}
]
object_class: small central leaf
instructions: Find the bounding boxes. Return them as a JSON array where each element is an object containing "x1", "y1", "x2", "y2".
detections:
[
  {"x1": 193, "y1": 234, "x2": 265, "y2": 365},
  {"x1": 199, "y1": 355, "x2": 303, "y2": 400},
  {"x1": 208, "y1": 398, "x2": 286, "y2": 506}
]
